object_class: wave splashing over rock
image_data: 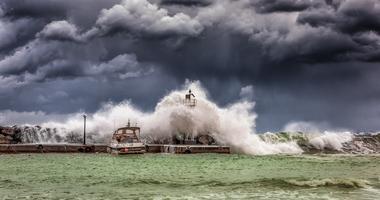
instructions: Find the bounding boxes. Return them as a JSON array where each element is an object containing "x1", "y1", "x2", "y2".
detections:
[{"x1": 2, "y1": 81, "x2": 379, "y2": 155}]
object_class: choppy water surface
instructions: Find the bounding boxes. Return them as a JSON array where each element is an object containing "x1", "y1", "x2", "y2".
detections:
[{"x1": 0, "y1": 154, "x2": 379, "y2": 200}]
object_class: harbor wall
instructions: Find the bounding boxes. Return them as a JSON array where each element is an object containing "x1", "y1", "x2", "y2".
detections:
[
  {"x1": 0, "y1": 144, "x2": 230, "y2": 154},
  {"x1": 0, "y1": 144, "x2": 108, "y2": 153}
]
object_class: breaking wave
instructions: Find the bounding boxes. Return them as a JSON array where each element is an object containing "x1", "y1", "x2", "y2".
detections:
[
  {"x1": 260, "y1": 132, "x2": 352, "y2": 151},
  {"x1": 37, "y1": 81, "x2": 304, "y2": 155},
  {"x1": 2, "y1": 81, "x2": 378, "y2": 155},
  {"x1": 259, "y1": 131, "x2": 380, "y2": 154}
]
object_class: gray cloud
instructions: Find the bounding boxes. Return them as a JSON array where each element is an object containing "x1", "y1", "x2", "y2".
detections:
[
  {"x1": 0, "y1": 40, "x2": 154, "y2": 88},
  {"x1": 93, "y1": 0, "x2": 204, "y2": 37},
  {"x1": 297, "y1": 0, "x2": 380, "y2": 34},
  {"x1": 0, "y1": 5, "x2": 4, "y2": 17},
  {"x1": 1, "y1": 0, "x2": 380, "y2": 132},
  {"x1": 37, "y1": 20, "x2": 85, "y2": 42},
  {"x1": 159, "y1": 0, "x2": 213, "y2": 7},
  {"x1": 0, "y1": 18, "x2": 43, "y2": 52},
  {"x1": 252, "y1": 0, "x2": 324, "y2": 13},
  {"x1": 25, "y1": 0, "x2": 380, "y2": 62},
  {"x1": 84, "y1": 53, "x2": 154, "y2": 79},
  {"x1": 0, "y1": 40, "x2": 59, "y2": 75}
]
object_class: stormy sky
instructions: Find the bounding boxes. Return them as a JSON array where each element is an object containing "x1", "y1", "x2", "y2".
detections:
[{"x1": 0, "y1": 0, "x2": 380, "y2": 132}]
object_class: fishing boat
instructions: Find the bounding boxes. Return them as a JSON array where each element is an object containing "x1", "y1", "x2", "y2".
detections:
[{"x1": 107, "y1": 121, "x2": 146, "y2": 155}]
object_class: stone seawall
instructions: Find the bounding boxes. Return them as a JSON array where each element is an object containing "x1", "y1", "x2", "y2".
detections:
[{"x1": 0, "y1": 144, "x2": 230, "y2": 154}]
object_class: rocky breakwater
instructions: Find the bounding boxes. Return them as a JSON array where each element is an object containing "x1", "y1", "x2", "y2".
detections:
[
  {"x1": 341, "y1": 134, "x2": 380, "y2": 154},
  {"x1": 0, "y1": 126, "x2": 22, "y2": 144},
  {"x1": 0, "y1": 125, "x2": 98, "y2": 144},
  {"x1": 0, "y1": 125, "x2": 63, "y2": 144},
  {"x1": 260, "y1": 132, "x2": 380, "y2": 154}
]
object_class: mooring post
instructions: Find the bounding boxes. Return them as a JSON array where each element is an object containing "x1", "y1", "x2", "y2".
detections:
[{"x1": 83, "y1": 114, "x2": 87, "y2": 145}]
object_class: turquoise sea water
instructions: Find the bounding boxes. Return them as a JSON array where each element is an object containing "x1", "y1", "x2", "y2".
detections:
[{"x1": 0, "y1": 153, "x2": 379, "y2": 199}]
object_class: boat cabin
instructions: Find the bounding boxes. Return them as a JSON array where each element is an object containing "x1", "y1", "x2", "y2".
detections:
[{"x1": 112, "y1": 121, "x2": 141, "y2": 144}]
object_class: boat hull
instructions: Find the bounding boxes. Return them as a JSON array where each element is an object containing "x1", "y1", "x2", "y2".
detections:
[{"x1": 107, "y1": 145, "x2": 146, "y2": 155}]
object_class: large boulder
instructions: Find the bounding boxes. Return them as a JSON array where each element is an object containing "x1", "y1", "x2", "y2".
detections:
[{"x1": 0, "y1": 126, "x2": 12, "y2": 144}]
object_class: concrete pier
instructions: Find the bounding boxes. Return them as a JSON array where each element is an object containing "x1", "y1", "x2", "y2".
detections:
[
  {"x1": 146, "y1": 144, "x2": 230, "y2": 154},
  {"x1": 0, "y1": 144, "x2": 107, "y2": 153},
  {"x1": 0, "y1": 144, "x2": 230, "y2": 154}
]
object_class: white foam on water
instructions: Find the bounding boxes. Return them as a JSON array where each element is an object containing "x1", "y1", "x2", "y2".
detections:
[
  {"x1": 283, "y1": 121, "x2": 354, "y2": 151},
  {"x1": 308, "y1": 131, "x2": 353, "y2": 151}
]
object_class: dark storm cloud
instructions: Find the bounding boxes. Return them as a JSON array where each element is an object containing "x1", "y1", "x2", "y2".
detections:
[
  {"x1": 159, "y1": 0, "x2": 213, "y2": 7},
  {"x1": 0, "y1": 38, "x2": 154, "y2": 88},
  {"x1": 0, "y1": 18, "x2": 37, "y2": 50},
  {"x1": 297, "y1": 0, "x2": 380, "y2": 34},
  {"x1": 2, "y1": 0, "x2": 119, "y2": 19},
  {"x1": 1, "y1": 0, "x2": 380, "y2": 132},
  {"x1": 2, "y1": 1, "x2": 67, "y2": 19},
  {"x1": 252, "y1": 0, "x2": 324, "y2": 13}
]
